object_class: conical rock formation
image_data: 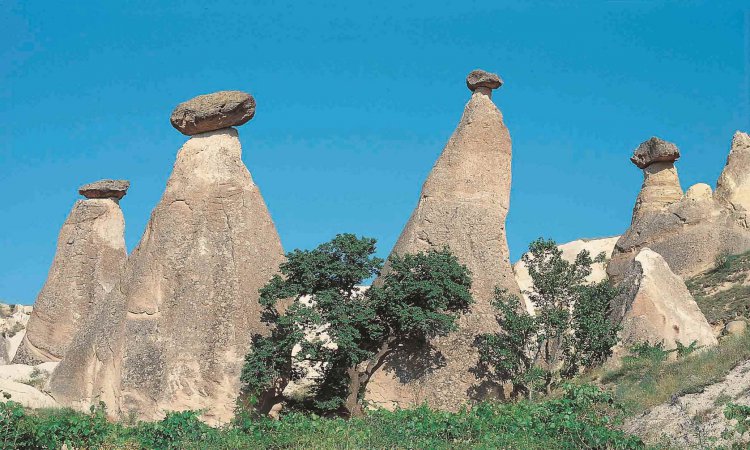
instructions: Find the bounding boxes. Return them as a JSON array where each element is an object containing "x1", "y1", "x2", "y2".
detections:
[
  {"x1": 365, "y1": 70, "x2": 520, "y2": 410},
  {"x1": 608, "y1": 133, "x2": 750, "y2": 281},
  {"x1": 49, "y1": 98, "x2": 284, "y2": 424},
  {"x1": 610, "y1": 248, "x2": 717, "y2": 354},
  {"x1": 716, "y1": 131, "x2": 750, "y2": 212},
  {"x1": 630, "y1": 138, "x2": 683, "y2": 223},
  {"x1": 13, "y1": 183, "x2": 128, "y2": 365}
]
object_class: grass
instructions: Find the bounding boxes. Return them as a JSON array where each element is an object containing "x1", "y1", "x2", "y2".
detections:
[
  {"x1": 587, "y1": 332, "x2": 750, "y2": 415},
  {"x1": 687, "y1": 250, "x2": 750, "y2": 324}
]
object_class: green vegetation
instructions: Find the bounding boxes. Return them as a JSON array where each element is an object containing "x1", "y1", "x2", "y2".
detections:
[
  {"x1": 240, "y1": 234, "x2": 473, "y2": 417},
  {"x1": 592, "y1": 332, "x2": 750, "y2": 415},
  {"x1": 476, "y1": 238, "x2": 620, "y2": 398},
  {"x1": 0, "y1": 384, "x2": 642, "y2": 449},
  {"x1": 687, "y1": 249, "x2": 750, "y2": 324}
]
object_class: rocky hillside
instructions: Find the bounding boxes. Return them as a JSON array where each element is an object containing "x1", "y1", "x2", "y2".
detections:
[{"x1": 686, "y1": 250, "x2": 750, "y2": 328}]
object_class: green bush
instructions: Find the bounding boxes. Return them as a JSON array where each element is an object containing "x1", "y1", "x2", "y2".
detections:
[{"x1": 0, "y1": 384, "x2": 643, "y2": 449}]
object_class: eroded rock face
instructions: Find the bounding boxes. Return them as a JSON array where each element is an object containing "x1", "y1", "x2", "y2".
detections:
[
  {"x1": 608, "y1": 133, "x2": 750, "y2": 281},
  {"x1": 49, "y1": 128, "x2": 284, "y2": 424},
  {"x1": 610, "y1": 248, "x2": 717, "y2": 352},
  {"x1": 716, "y1": 131, "x2": 750, "y2": 212},
  {"x1": 170, "y1": 91, "x2": 256, "y2": 135},
  {"x1": 0, "y1": 304, "x2": 31, "y2": 365},
  {"x1": 513, "y1": 236, "x2": 620, "y2": 315},
  {"x1": 365, "y1": 70, "x2": 519, "y2": 411},
  {"x1": 13, "y1": 195, "x2": 127, "y2": 365}
]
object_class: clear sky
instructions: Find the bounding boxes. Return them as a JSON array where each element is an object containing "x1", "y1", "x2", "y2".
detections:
[{"x1": 1, "y1": 2, "x2": 748, "y2": 304}]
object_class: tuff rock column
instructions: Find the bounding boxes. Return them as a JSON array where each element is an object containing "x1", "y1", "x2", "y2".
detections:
[
  {"x1": 49, "y1": 91, "x2": 285, "y2": 424},
  {"x1": 365, "y1": 70, "x2": 521, "y2": 410},
  {"x1": 13, "y1": 180, "x2": 128, "y2": 364},
  {"x1": 716, "y1": 131, "x2": 750, "y2": 213},
  {"x1": 630, "y1": 137, "x2": 683, "y2": 223}
]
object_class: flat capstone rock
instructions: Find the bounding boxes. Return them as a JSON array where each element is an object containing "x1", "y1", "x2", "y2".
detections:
[
  {"x1": 466, "y1": 69, "x2": 503, "y2": 91},
  {"x1": 631, "y1": 137, "x2": 681, "y2": 169},
  {"x1": 78, "y1": 179, "x2": 130, "y2": 200},
  {"x1": 170, "y1": 90, "x2": 255, "y2": 136}
]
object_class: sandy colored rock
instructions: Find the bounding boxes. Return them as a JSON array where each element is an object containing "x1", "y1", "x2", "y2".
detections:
[
  {"x1": 716, "y1": 131, "x2": 750, "y2": 212},
  {"x1": 365, "y1": 71, "x2": 519, "y2": 411},
  {"x1": 630, "y1": 136, "x2": 680, "y2": 169},
  {"x1": 0, "y1": 378, "x2": 57, "y2": 409},
  {"x1": 170, "y1": 91, "x2": 255, "y2": 135},
  {"x1": 684, "y1": 183, "x2": 713, "y2": 201},
  {"x1": 0, "y1": 362, "x2": 57, "y2": 382},
  {"x1": 725, "y1": 320, "x2": 747, "y2": 336},
  {"x1": 514, "y1": 236, "x2": 619, "y2": 315},
  {"x1": 0, "y1": 303, "x2": 31, "y2": 364},
  {"x1": 631, "y1": 161, "x2": 683, "y2": 222},
  {"x1": 610, "y1": 248, "x2": 717, "y2": 352},
  {"x1": 49, "y1": 128, "x2": 284, "y2": 425},
  {"x1": 608, "y1": 133, "x2": 750, "y2": 282},
  {"x1": 13, "y1": 196, "x2": 127, "y2": 365},
  {"x1": 78, "y1": 179, "x2": 130, "y2": 200}
]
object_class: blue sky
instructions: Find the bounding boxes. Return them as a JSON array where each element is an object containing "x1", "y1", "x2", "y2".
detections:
[{"x1": 1, "y1": 2, "x2": 748, "y2": 304}]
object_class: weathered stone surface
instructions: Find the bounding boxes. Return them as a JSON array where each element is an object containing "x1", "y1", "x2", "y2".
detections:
[
  {"x1": 716, "y1": 131, "x2": 750, "y2": 212},
  {"x1": 49, "y1": 128, "x2": 284, "y2": 425},
  {"x1": 466, "y1": 69, "x2": 502, "y2": 91},
  {"x1": 365, "y1": 71, "x2": 519, "y2": 411},
  {"x1": 170, "y1": 91, "x2": 255, "y2": 135},
  {"x1": 0, "y1": 378, "x2": 57, "y2": 409},
  {"x1": 631, "y1": 161, "x2": 683, "y2": 222},
  {"x1": 725, "y1": 320, "x2": 747, "y2": 336},
  {"x1": 630, "y1": 137, "x2": 680, "y2": 169},
  {"x1": 13, "y1": 197, "x2": 126, "y2": 365},
  {"x1": 0, "y1": 304, "x2": 31, "y2": 365},
  {"x1": 78, "y1": 179, "x2": 130, "y2": 200},
  {"x1": 608, "y1": 133, "x2": 750, "y2": 282},
  {"x1": 684, "y1": 183, "x2": 713, "y2": 201},
  {"x1": 514, "y1": 236, "x2": 619, "y2": 315},
  {"x1": 610, "y1": 249, "x2": 717, "y2": 352}
]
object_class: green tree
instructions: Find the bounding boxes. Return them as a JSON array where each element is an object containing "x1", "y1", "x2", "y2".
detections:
[
  {"x1": 240, "y1": 234, "x2": 473, "y2": 417},
  {"x1": 476, "y1": 238, "x2": 620, "y2": 398}
]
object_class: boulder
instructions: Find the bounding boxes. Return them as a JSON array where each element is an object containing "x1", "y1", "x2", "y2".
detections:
[
  {"x1": 170, "y1": 91, "x2": 255, "y2": 135},
  {"x1": 608, "y1": 133, "x2": 750, "y2": 282},
  {"x1": 725, "y1": 320, "x2": 747, "y2": 336},
  {"x1": 365, "y1": 69, "x2": 519, "y2": 411},
  {"x1": 610, "y1": 248, "x2": 717, "y2": 352},
  {"x1": 466, "y1": 69, "x2": 503, "y2": 92},
  {"x1": 78, "y1": 179, "x2": 130, "y2": 200},
  {"x1": 513, "y1": 236, "x2": 619, "y2": 315},
  {"x1": 13, "y1": 191, "x2": 127, "y2": 365},
  {"x1": 49, "y1": 123, "x2": 284, "y2": 425},
  {"x1": 0, "y1": 378, "x2": 57, "y2": 409},
  {"x1": 715, "y1": 131, "x2": 750, "y2": 212},
  {"x1": 630, "y1": 137, "x2": 680, "y2": 169}
]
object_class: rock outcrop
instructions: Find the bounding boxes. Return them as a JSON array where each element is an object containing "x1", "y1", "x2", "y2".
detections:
[
  {"x1": 170, "y1": 90, "x2": 255, "y2": 135},
  {"x1": 716, "y1": 131, "x2": 750, "y2": 212},
  {"x1": 608, "y1": 133, "x2": 750, "y2": 281},
  {"x1": 13, "y1": 183, "x2": 128, "y2": 365},
  {"x1": 610, "y1": 248, "x2": 717, "y2": 353},
  {"x1": 0, "y1": 304, "x2": 32, "y2": 365},
  {"x1": 365, "y1": 69, "x2": 520, "y2": 410},
  {"x1": 513, "y1": 236, "x2": 620, "y2": 315},
  {"x1": 49, "y1": 92, "x2": 284, "y2": 425}
]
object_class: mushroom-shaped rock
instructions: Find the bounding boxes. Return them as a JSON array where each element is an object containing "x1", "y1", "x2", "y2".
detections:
[
  {"x1": 630, "y1": 137, "x2": 680, "y2": 169},
  {"x1": 170, "y1": 90, "x2": 256, "y2": 135},
  {"x1": 466, "y1": 69, "x2": 503, "y2": 92},
  {"x1": 78, "y1": 179, "x2": 130, "y2": 200}
]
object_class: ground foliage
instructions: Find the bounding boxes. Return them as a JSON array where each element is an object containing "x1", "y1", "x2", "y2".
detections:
[{"x1": 0, "y1": 384, "x2": 642, "y2": 449}]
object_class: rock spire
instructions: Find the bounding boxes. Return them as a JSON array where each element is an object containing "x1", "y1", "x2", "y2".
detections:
[
  {"x1": 13, "y1": 181, "x2": 129, "y2": 364},
  {"x1": 365, "y1": 69, "x2": 520, "y2": 410},
  {"x1": 49, "y1": 91, "x2": 284, "y2": 424},
  {"x1": 608, "y1": 132, "x2": 750, "y2": 281}
]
